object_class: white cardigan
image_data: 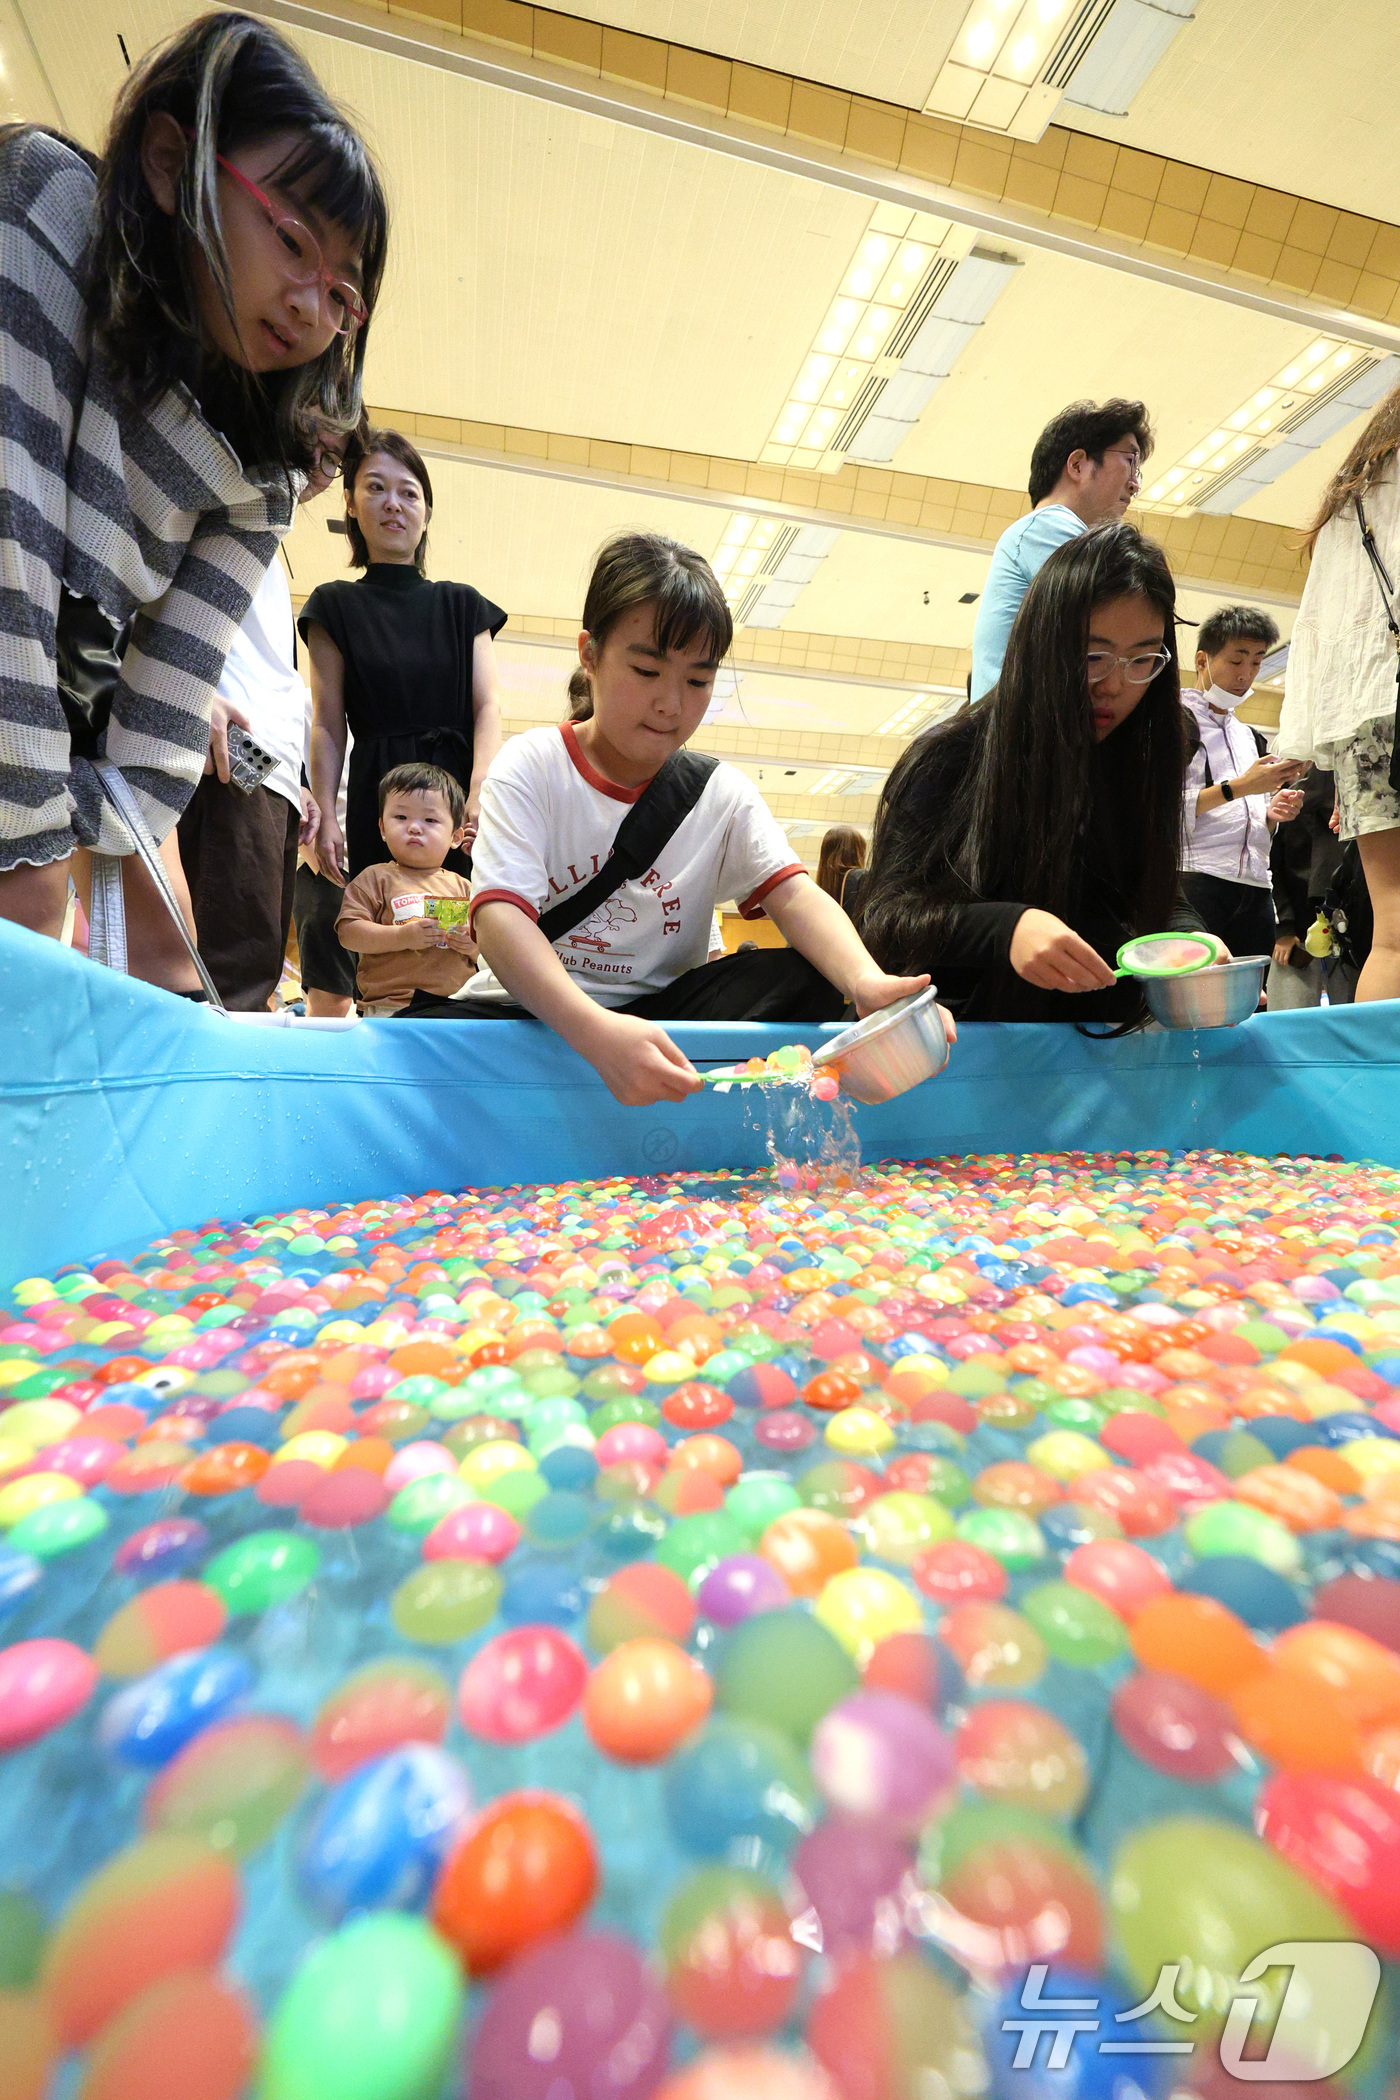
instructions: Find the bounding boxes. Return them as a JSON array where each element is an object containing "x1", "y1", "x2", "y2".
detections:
[{"x1": 1277, "y1": 462, "x2": 1400, "y2": 767}]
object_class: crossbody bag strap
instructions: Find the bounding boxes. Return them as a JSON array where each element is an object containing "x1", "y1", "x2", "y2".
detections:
[
  {"x1": 537, "y1": 749, "x2": 720, "y2": 945},
  {"x1": 87, "y1": 760, "x2": 227, "y2": 1012},
  {"x1": 1355, "y1": 494, "x2": 1400, "y2": 794}
]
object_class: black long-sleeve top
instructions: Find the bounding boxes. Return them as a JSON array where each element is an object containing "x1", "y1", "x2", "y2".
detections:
[{"x1": 868, "y1": 711, "x2": 1204, "y2": 1024}]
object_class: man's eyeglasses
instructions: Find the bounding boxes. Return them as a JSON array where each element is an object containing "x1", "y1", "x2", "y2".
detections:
[
  {"x1": 216, "y1": 155, "x2": 367, "y2": 336},
  {"x1": 1087, "y1": 647, "x2": 1171, "y2": 685},
  {"x1": 1104, "y1": 446, "x2": 1143, "y2": 485}
]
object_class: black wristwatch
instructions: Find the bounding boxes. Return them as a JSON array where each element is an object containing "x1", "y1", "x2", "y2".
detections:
[{"x1": 1220, "y1": 779, "x2": 1235, "y2": 802}]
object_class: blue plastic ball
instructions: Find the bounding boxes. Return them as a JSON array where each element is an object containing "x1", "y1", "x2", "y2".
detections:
[{"x1": 297, "y1": 1745, "x2": 472, "y2": 1923}]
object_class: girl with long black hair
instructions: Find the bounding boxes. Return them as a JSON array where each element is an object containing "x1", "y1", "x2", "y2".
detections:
[{"x1": 861, "y1": 523, "x2": 1202, "y2": 1024}]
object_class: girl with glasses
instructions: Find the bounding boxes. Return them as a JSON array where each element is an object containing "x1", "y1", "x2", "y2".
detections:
[
  {"x1": 0, "y1": 11, "x2": 388, "y2": 986},
  {"x1": 861, "y1": 523, "x2": 1212, "y2": 1025}
]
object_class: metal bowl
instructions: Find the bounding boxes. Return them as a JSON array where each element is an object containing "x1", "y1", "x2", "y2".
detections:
[
  {"x1": 811, "y1": 986, "x2": 949, "y2": 1105},
  {"x1": 1142, "y1": 956, "x2": 1268, "y2": 1029}
]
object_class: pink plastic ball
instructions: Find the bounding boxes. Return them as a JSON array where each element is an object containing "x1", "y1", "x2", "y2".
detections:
[
  {"x1": 810, "y1": 1692, "x2": 956, "y2": 1831},
  {"x1": 349, "y1": 1364, "x2": 399, "y2": 1400},
  {"x1": 423, "y1": 1501, "x2": 522, "y2": 1564},
  {"x1": 383, "y1": 1441, "x2": 455, "y2": 1491},
  {"x1": 810, "y1": 1074, "x2": 839, "y2": 1102},
  {"x1": 33, "y1": 1435, "x2": 123, "y2": 1488},
  {"x1": 458, "y1": 1625, "x2": 589, "y2": 1743},
  {"x1": 1062, "y1": 1539, "x2": 1171, "y2": 1621},
  {"x1": 595, "y1": 1423, "x2": 669, "y2": 1470},
  {"x1": 0, "y1": 1638, "x2": 98, "y2": 1750}
]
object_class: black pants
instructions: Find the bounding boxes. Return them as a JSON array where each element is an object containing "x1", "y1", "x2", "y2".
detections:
[
  {"x1": 403, "y1": 947, "x2": 845, "y2": 1023},
  {"x1": 292, "y1": 863, "x2": 358, "y2": 998},
  {"x1": 176, "y1": 778, "x2": 299, "y2": 1011},
  {"x1": 1181, "y1": 873, "x2": 1276, "y2": 958}
]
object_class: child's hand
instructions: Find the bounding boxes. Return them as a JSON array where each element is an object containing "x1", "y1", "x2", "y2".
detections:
[
  {"x1": 442, "y1": 928, "x2": 478, "y2": 958},
  {"x1": 399, "y1": 916, "x2": 447, "y2": 951},
  {"x1": 588, "y1": 1014, "x2": 703, "y2": 1106},
  {"x1": 850, "y1": 967, "x2": 931, "y2": 1018}
]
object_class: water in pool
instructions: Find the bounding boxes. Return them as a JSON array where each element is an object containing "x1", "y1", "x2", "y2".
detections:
[{"x1": 2, "y1": 1148, "x2": 1399, "y2": 2099}]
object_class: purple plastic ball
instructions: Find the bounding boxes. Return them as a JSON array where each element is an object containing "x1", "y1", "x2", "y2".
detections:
[
  {"x1": 468, "y1": 1928, "x2": 671, "y2": 2099},
  {"x1": 810, "y1": 1690, "x2": 957, "y2": 1831},
  {"x1": 753, "y1": 1409, "x2": 817, "y2": 1454},
  {"x1": 793, "y1": 1814, "x2": 915, "y2": 1958},
  {"x1": 697, "y1": 1554, "x2": 790, "y2": 1629}
]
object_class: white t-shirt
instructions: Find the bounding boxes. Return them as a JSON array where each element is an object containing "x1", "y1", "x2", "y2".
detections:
[
  {"x1": 218, "y1": 556, "x2": 308, "y2": 813},
  {"x1": 465, "y1": 725, "x2": 803, "y2": 1007},
  {"x1": 1181, "y1": 688, "x2": 1271, "y2": 888}
]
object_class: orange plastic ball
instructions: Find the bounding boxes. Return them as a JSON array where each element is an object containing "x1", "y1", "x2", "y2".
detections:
[
  {"x1": 1269, "y1": 1621, "x2": 1400, "y2": 1730},
  {"x1": 583, "y1": 1637, "x2": 713, "y2": 1762},
  {"x1": 1231, "y1": 1663, "x2": 1364, "y2": 1774},
  {"x1": 1233, "y1": 1463, "x2": 1342, "y2": 1533},
  {"x1": 802, "y1": 1372, "x2": 863, "y2": 1414},
  {"x1": 670, "y1": 1435, "x2": 743, "y2": 1487},
  {"x1": 432, "y1": 1791, "x2": 596, "y2": 1974},
  {"x1": 1130, "y1": 1592, "x2": 1267, "y2": 1697},
  {"x1": 179, "y1": 1444, "x2": 271, "y2": 1498},
  {"x1": 758, "y1": 1509, "x2": 859, "y2": 1598}
]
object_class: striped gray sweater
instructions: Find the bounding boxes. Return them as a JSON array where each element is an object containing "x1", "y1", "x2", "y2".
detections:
[{"x1": 0, "y1": 126, "x2": 294, "y2": 864}]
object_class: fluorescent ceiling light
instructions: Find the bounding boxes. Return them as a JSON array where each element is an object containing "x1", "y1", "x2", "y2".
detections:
[
  {"x1": 926, "y1": 0, "x2": 1194, "y2": 142},
  {"x1": 761, "y1": 204, "x2": 975, "y2": 475},
  {"x1": 847, "y1": 250, "x2": 1019, "y2": 465},
  {"x1": 876, "y1": 689, "x2": 965, "y2": 737},
  {"x1": 1138, "y1": 339, "x2": 1392, "y2": 518}
]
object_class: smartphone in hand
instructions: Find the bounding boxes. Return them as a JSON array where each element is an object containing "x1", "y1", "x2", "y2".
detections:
[{"x1": 225, "y1": 723, "x2": 278, "y2": 796}]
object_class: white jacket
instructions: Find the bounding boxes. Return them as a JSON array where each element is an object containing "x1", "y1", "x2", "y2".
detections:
[{"x1": 1278, "y1": 461, "x2": 1400, "y2": 765}]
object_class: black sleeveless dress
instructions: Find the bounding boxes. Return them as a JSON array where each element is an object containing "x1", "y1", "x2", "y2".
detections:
[{"x1": 299, "y1": 565, "x2": 506, "y2": 878}]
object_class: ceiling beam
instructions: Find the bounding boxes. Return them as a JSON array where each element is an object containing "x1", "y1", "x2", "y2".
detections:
[
  {"x1": 368, "y1": 404, "x2": 1309, "y2": 607},
  {"x1": 257, "y1": 0, "x2": 1400, "y2": 352}
]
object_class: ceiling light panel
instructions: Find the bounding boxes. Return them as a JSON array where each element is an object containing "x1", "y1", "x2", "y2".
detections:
[
  {"x1": 926, "y1": 0, "x2": 1194, "y2": 142},
  {"x1": 762, "y1": 204, "x2": 977, "y2": 474},
  {"x1": 847, "y1": 251, "x2": 1020, "y2": 466},
  {"x1": 1139, "y1": 341, "x2": 1393, "y2": 519},
  {"x1": 876, "y1": 689, "x2": 966, "y2": 737}
]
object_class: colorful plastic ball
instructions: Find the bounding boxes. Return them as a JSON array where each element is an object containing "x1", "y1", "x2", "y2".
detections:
[
  {"x1": 1111, "y1": 1670, "x2": 1245, "y2": 1782},
  {"x1": 1269, "y1": 1619, "x2": 1400, "y2": 1729},
  {"x1": 792, "y1": 1814, "x2": 914, "y2": 1959},
  {"x1": 813, "y1": 1566, "x2": 925, "y2": 1668},
  {"x1": 1019, "y1": 1580, "x2": 1127, "y2": 1666},
  {"x1": 201, "y1": 1531, "x2": 320, "y2": 1615},
  {"x1": 982, "y1": 1969, "x2": 1173, "y2": 2100},
  {"x1": 1129, "y1": 1593, "x2": 1265, "y2": 1697},
  {"x1": 588, "y1": 1561, "x2": 697, "y2": 1651},
  {"x1": 1312, "y1": 1571, "x2": 1400, "y2": 1654},
  {"x1": 457, "y1": 1625, "x2": 588, "y2": 1743},
  {"x1": 664, "y1": 1716, "x2": 817, "y2": 1861},
  {"x1": 143, "y1": 1714, "x2": 310, "y2": 1857},
  {"x1": 113, "y1": 1518, "x2": 209, "y2": 1582},
  {"x1": 933, "y1": 1818, "x2": 1105, "y2": 1977},
  {"x1": 432, "y1": 1790, "x2": 598, "y2": 1975},
  {"x1": 954, "y1": 1507, "x2": 1046, "y2": 1570},
  {"x1": 955, "y1": 1700, "x2": 1089, "y2": 1816},
  {"x1": 297, "y1": 1745, "x2": 472, "y2": 1923},
  {"x1": 1061, "y1": 1538, "x2": 1170, "y2": 1621},
  {"x1": 468, "y1": 1928, "x2": 672, "y2": 2100},
  {"x1": 94, "y1": 1582, "x2": 228, "y2": 1679},
  {"x1": 0, "y1": 1636, "x2": 96, "y2": 1750},
  {"x1": 698, "y1": 1554, "x2": 790, "y2": 1628},
  {"x1": 939, "y1": 1601, "x2": 1046, "y2": 1689},
  {"x1": 811, "y1": 1691, "x2": 956, "y2": 1830},
  {"x1": 1256, "y1": 1770, "x2": 1400, "y2": 1954},
  {"x1": 7, "y1": 1492, "x2": 107, "y2": 1559},
  {"x1": 808, "y1": 1949, "x2": 980, "y2": 2100},
  {"x1": 759, "y1": 1508, "x2": 858, "y2": 1597},
  {"x1": 98, "y1": 1647, "x2": 253, "y2": 1769},
  {"x1": 862, "y1": 1629, "x2": 942, "y2": 1708},
  {"x1": 422, "y1": 1501, "x2": 521, "y2": 1564},
  {"x1": 724, "y1": 1473, "x2": 802, "y2": 1538},
  {"x1": 659, "y1": 1867, "x2": 801, "y2": 2040},
  {"x1": 1109, "y1": 1817, "x2": 1365, "y2": 2063},
  {"x1": 584, "y1": 1636, "x2": 713, "y2": 1762},
  {"x1": 911, "y1": 1540, "x2": 1007, "y2": 1604},
  {"x1": 1185, "y1": 1499, "x2": 1302, "y2": 1576},
  {"x1": 312, "y1": 1660, "x2": 451, "y2": 1781},
  {"x1": 652, "y1": 2048, "x2": 838, "y2": 2100},
  {"x1": 41, "y1": 1832, "x2": 240, "y2": 2047},
  {"x1": 656, "y1": 1510, "x2": 750, "y2": 1589},
  {"x1": 855, "y1": 1491, "x2": 955, "y2": 1567},
  {"x1": 259, "y1": 1912, "x2": 464, "y2": 2100},
  {"x1": 714, "y1": 1608, "x2": 859, "y2": 1744},
  {"x1": 388, "y1": 1474, "x2": 477, "y2": 1536},
  {"x1": 382, "y1": 1441, "x2": 456, "y2": 1492},
  {"x1": 1177, "y1": 1553, "x2": 1307, "y2": 1632},
  {"x1": 70, "y1": 1968, "x2": 257, "y2": 2100},
  {"x1": 390, "y1": 1561, "x2": 502, "y2": 1645},
  {"x1": 752, "y1": 1411, "x2": 817, "y2": 1454}
]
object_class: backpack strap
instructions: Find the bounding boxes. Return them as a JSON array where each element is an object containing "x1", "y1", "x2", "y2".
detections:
[
  {"x1": 1182, "y1": 706, "x2": 1212, "y2": 789},
  {"x1": 537, "y1": 749, "x2": 720, "y2": 944}
]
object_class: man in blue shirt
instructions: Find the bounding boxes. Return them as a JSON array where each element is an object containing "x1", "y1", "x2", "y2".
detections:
[{"x1": 971, "y1": 399, "x2": 1153, "y2": 701}]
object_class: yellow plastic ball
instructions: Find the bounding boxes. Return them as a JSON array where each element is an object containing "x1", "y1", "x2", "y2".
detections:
[
  {"x1": 642, "y1": 1351, "x2": 695, "y2": 1387},
  {"x1": 854, "y1": 1490, "x2": 954, "y2": 1565},
  {"x1": 882, "y1": 1355, "x2": 949, "y2": 1391},
  {"x1": 1343, "y1": 1439, "x2": 1400, "y2": 1481},
  {"x1": 1025, "y1": 1430, "x2": 1108, "y2": 1481},
  {"x1": 0, "y1": 1400, "x2": 81, "y2": 1446},
  {"x1": 814, "y1": 1565, "x2": 924, "y2": 1667},
  {"x1": 824, "y1": 1406, "x2": 896, "y2": 1457},
  {"x1": 0, "y1": 1437, "x2": 35, "y2": 1477},
  {"x1": 273, "y1": 1431, "x2": 347, "y2": 1470},
  {"x1": 459, "y1": 1440, "x2": 538, "y2": 1488},
  {"x1": 0, "y1": 1471, "x2": 83, "y2": 1528}
]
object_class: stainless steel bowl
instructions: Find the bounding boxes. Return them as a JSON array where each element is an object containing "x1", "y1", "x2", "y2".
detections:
[
  {"x1": 811, "y1": 986, "x2": 949, "y2": 1105},
  {"x1": 1142, "y1": 956, "x2": 1268, "y2": 1029}
]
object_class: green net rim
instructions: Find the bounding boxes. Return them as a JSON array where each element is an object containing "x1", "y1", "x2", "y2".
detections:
[{"x1": 1116, "y1": 932, "x2": 1222, "y2": 978}]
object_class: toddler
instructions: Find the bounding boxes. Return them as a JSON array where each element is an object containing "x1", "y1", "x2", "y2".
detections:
[{"x1": 335, "y1": 764, "x2": 475, "y2": 1013}]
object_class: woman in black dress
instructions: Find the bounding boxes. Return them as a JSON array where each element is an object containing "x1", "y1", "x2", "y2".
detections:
[{"x1": 301, "y1": 426, "x2": 505, "y2": 890}]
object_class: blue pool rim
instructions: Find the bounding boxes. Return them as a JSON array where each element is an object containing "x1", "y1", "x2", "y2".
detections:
[{"x1": 2, "y1": 918, "x2": 1397, "y2": 1286}]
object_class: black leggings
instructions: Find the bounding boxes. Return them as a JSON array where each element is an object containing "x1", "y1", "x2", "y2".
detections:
[{"x1": 402, "y1": 947, "x2": 845, "y2": 1023}]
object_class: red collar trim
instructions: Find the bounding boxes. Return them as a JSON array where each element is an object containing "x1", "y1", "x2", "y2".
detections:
[{"x1": 560, "y1": 723, "x2": 650, "y2": 804}]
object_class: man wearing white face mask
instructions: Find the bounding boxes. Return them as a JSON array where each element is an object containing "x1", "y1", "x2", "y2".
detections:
[{"x1": 1181, "y1": 606, "x2": 1306, "y2": 959}]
